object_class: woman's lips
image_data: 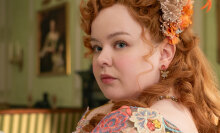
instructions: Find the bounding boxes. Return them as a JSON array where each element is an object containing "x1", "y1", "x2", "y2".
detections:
[{"x1": 100, "y1": 74, "x2": 117, "y2": 84}]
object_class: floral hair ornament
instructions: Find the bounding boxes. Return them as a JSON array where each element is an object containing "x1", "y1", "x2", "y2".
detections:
[
  {"x1": 201, "y1": 0, "x2": 212, "y2": 12},
  {"x1": 159, "y1": 0, "x2": 212, "y2": 45}
]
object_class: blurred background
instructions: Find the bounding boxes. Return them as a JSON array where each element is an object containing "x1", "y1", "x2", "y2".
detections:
[{"x1": 0, "y1": 0, "x2": 219, "y2": 132}]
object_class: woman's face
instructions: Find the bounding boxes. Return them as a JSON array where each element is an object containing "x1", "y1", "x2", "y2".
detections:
[{"x1": 91, "y1": 4, "x2": 161, "y2": 101}]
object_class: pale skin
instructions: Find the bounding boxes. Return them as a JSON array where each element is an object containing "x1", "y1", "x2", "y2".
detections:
[{"x1": 88, "y1": 4, "x2": 198, "y2": 133}]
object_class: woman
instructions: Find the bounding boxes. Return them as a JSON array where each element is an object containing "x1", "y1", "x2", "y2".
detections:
[{"x1": 75, "y1": 0, "x2": 220, "y2": 132}]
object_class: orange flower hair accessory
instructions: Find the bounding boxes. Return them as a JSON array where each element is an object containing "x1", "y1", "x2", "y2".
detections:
[
  {"x1": 159, "y1": 0, "x2": 212, "y2": 45},
  {"x1": 159, "y1": 0, "x2": 194, "y2": 45},
  {"x1": 201, "y1": 0, "x2": 212, "y2": 12}
]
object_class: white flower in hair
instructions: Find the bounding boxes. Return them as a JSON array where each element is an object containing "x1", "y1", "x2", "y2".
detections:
[{"x1": 159, "y1": 0, "x2": 188, "y2": 23}]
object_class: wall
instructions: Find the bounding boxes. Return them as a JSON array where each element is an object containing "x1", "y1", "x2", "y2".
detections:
[
  {"x1": 0, "y1": 0, "x2": 7, "y2": 103},
  {"x1": 2, "y1": 0, "x2": 91, "y2": 108},
  {"x1": 203, "y1": 0, "x2": 220, "y2": 82},
  {"x1": 193, "y1": 1, "x2": 220, "y2": 82},
  {"x1": 0, "y1": 0, "x2": 219, "y2": 108}
]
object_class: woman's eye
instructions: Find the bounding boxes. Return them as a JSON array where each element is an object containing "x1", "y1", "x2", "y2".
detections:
[
  {"x1": 115, "y1": 41, "x2": 128, "y2": 49},
  {"x1": 92, "y1": 45, "x2": 102, "y2": 53}
]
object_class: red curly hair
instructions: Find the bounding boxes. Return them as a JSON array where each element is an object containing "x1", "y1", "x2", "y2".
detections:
[{"x1": 80, "y1": 0, "x2": 220, "y2": 132}]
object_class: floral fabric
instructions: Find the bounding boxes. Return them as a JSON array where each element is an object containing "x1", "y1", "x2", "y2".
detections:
[
  {"x1": 73, "y1": 107, "x2": 90, "y2": 133},
  {"x1": 91, "y1": 106, "x2": 131, "y2": 133},
  {"x1": 74, "y1": 106, "x2": 182, "y2": 133},
  {"x1": 129, "y1": 107, "x2": 165, "y2": 133}
]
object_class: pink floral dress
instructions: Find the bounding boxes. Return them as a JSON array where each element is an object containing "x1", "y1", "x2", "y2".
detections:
[{"x1": 73, "y1": 106, "x2": 182, "y2": 133}]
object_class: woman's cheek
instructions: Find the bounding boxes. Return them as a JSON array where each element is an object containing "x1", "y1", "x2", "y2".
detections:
[
  {"x1": 92, "y1": 61, "x2": 99, "y2": 78},
  {"x1": 115, "y1": 56, "x2": 137, "y2": 75}
]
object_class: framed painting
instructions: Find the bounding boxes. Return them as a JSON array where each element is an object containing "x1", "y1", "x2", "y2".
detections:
[{"x1": 37, "y1": 3, "x2": 71, "y2": 75}]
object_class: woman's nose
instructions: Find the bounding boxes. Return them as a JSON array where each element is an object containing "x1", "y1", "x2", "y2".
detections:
[{"x1": 96, "y1": 47, "x2": 113, "y2": 67}]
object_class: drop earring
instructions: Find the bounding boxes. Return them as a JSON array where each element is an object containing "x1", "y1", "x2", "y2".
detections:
[{"x1": 160, "y1": 65, "x2": 169, "y2": 79}]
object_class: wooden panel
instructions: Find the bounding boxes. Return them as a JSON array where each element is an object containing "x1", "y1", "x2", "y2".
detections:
[
  {"x1": 20, "y1": 114, "x2": 28, "y2": 133},
  {"x1": 0, "y1": 109, "x2": 84, "y2": 133},
  {"x1": 59, "y1": 113, "x2": 66, "y2": 133},
  {"x1": 66, "y1": 113, "x2": 73, "y2": 133},
  {"x1": 51, "y1": 113, "x2": 59, "y2": 133},
  {"x1": 0, "y1": 115, "x2": 3, "y2": 130},
  {"x1": 2, "y1": 114, "x2": 11, "y2": 133},
  {"x1": 0, "y1": 108, "x2": 83, "y2": 114},
  {"x1": 12, "y1": 114, "x2": 19, "y2": 133},
  {"x1": 44, "y1": 114, "x2": 52, "y2": 133},
  {"x1": 36, "y1": 114, "x2": 44, "y2": 133},
  {"x1": 28, "y1": 114, "x2": 37, "y2": 133}
]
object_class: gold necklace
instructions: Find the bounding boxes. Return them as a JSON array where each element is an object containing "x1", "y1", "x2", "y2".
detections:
[{"x1": 158, "y1": 95, "x2": 179, "y2": 102}]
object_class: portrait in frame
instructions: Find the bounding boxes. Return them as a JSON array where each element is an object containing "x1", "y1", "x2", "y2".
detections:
[{"x1": 37, "y1": 3, "x2": 71, "y2": 75}]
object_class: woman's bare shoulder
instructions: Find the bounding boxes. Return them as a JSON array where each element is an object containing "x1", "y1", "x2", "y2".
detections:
[{"x1": 151, "y1": 100, "x2": 198, "y2": 133}]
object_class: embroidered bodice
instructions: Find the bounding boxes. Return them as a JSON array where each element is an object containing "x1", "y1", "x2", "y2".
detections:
[{"x1": 74, "y1": 106, "x2": 182, "y2": 133}]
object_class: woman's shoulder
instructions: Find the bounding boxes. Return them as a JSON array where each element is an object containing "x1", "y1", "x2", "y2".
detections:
[
  {"x1": 150, "y1": 100, "x2": 198, "y2": 133},
  {"x1": 90, "y1": 105, "x2": 182, "y2": 133},
  {"x1": 75, "y1": 101, "x2": 198, "y2": 133}
]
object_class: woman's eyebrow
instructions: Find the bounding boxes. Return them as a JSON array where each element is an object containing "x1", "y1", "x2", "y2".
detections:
[
  {"x1": 107, "y1": 31, "x2": 131, "y2": 40},
  {"x1": 90, "y1": 31, "x2": 131, "y2": 43},
  {"x1": 90, "y1": 38, "x2": 101, "y2": 43}
]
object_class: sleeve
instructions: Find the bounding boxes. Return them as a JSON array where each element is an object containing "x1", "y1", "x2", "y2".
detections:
[{"x1": 91, "y1": 106, "x2": 182, "y2": 133}]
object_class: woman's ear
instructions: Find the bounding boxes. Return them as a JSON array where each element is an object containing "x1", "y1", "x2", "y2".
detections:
[{"x1": 159, "y1": 40, "x2": 176, "y2": 68}]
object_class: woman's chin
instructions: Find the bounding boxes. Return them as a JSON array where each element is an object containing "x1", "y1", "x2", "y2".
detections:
[
  {"x1": 104, "y1": 94, "x2": 123, "y2": 101},
  {"x1": 104, "y1": 93, "x2": 133, "y2": 101}
]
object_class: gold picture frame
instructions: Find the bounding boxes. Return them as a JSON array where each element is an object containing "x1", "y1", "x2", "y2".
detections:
[{"x1": 37, "y1": 3, "x2": 71, "y2": 76}]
